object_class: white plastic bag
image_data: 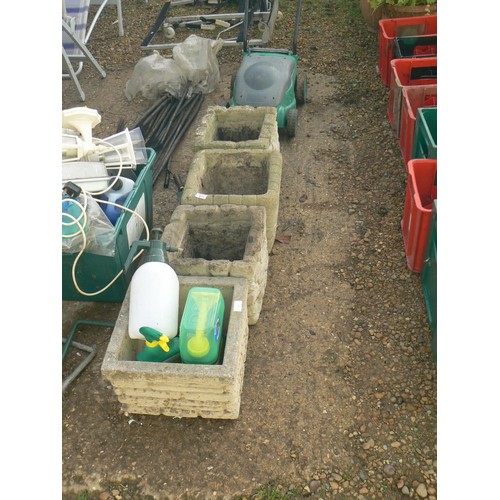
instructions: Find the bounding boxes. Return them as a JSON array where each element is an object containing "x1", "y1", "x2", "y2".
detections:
[
  {"x1": 125, "y1": 35, "x2": 224, "y2": 100},
  {"x1": 125, "y1": 51, "x2": 187, "y2": 101},
  {"x1": 172, "y1": 35, "x2": 224, "y2": 96}
]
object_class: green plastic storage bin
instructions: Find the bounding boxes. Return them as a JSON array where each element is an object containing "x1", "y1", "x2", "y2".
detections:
[
  {"x1": 62, "y1": 148, "x2": 156, "y2": 302},
  {"x1": 412, "y1": 107, "x2": 437, "y2": 160},
  {"x1": 421, "y1": 199, "x2": 437, "y2": 363},
  {"x1": 393, "y1": 35, "x2": 437, "y2": 60}
]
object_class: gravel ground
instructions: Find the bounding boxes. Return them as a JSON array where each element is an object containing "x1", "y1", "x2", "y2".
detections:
[{"x1": 60, "y1": 0, "x2": 437, "y2": 498}]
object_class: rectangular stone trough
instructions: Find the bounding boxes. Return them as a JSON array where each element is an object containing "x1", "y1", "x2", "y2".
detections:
[
  {"x1": 193, "y1": 105, "x2": 280, "y2": 152},
  {"x1": 162, "y1": 204, "x2": 268, "y2": 325},
  {"x1": 101, "y1": 276, "x2": 249, "y2": 420},
  {"x1": 180, "y1": 148, "x2": 282, "y2": 253}
]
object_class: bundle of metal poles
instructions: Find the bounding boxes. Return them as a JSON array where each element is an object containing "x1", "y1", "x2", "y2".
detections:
[{"x1": 133, "y1": 87, "x2": 205, "y2": 186}]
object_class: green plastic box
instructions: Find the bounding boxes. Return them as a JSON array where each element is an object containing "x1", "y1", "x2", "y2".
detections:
[
  {"x1": 62, "y1": 148, "x2": 156, "y2": 302},
  {"x1": 412, "y1": 107, "x2": 437, "y2": 160},
  {"x1": 421, "y1": 199, "x2": 437, "y2": 363},
  {"x1": 393, "y1": 35, "x2": 437, "y2": 60}
]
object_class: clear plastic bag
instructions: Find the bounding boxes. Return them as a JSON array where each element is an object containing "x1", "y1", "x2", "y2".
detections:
[
  {"x1": 172, "y1": 35, "x2": 224, "y2": 96},
  {"x1": 125, "y1": 35, "x2": 224, "y2": 100},
  {"x1": 62, "y1": 194, "x2": 116, "y2": 256},
  {"x1": 125, "y1": 51, "x2": 187, "y2": 101}
]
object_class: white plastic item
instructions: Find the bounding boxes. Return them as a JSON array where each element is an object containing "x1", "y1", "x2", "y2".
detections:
[
  {"x1": 100, "y1": 176, "x2": 135, "y2": 225},
  {"x1": 62, "y1": 161, "x2": 109, "y2": 192},
  {"x1": 98, "y1": 128, "x2": 147, "y2": 167},
  {"x1": 62, "y1": 107, "x2": 101, "y2": 144},
  {"x1": 62, "y1": 133, "x2": 89, "y2": 161},
  {"x1": 104, "y1": 176, "x2": 135, "y2": 203},
  {"x1": 128, "y1": 261, "x2": 180, "y2": 340}
]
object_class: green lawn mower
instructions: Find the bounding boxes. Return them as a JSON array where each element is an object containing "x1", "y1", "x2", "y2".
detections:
[{"x1": 230, "y1": 0, "x2": 307, "y2": 137}]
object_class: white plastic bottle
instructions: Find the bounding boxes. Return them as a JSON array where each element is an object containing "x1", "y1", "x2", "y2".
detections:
[
  {"x1": 101, "y1": 176, "x2": 135, "y2": 225},
  {"x1": 127, "y1": 229, "x2": 180, "y2": 340}
]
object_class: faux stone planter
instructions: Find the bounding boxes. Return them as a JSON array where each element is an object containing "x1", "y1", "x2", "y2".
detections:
[
  {"x1": 163, "y1": 204, "x2": 268, "y2": 325},
  {"x1": 193, "y1": 105, "x2": 280, "y2": 152},
  {"x1": 101, "y1": 276, "x2": 249, "y2": 419},
  {"x1": 180, "y1": 148, "x2": 282, "y2": 253}
]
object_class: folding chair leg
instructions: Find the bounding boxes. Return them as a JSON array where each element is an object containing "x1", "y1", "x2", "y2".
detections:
[
  {"x1": 117, "y1": 0, "x2": 124, "y2": 36},
  {"x1": 88, "y1": 0, "x2": 125, "y2": 37},
  {"x1": 62, "y1": 19, "x2": 107, "y2": 78},
  {"x1": 62, "y1": 47, "x2": 86, "y2": 101}
]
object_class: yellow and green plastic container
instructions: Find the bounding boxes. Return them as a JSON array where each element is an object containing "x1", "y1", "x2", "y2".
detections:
[{"x1": 179, "y1": 287, "x2": 225, "y2": 365}]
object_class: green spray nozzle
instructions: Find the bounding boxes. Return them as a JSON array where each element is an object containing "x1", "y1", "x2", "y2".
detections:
[
  {"x1": 136, "y1": 326, "x2": 181, "y2": 362},
  {"x1": 124, "y1": 228, "x2": 179, "y2": 274},
  {"x1": 140, "y1": 326, "x2": 170, "y2": 350}
]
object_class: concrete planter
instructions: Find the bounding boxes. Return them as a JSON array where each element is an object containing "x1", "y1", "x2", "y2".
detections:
[
  {"x1": 101, "y1": 276, "x2": 249, "y2": 419},
  {"x1": 193, "y1": 105, "x2": 280, "y2": 152},
  {"x1": 163, "y1": 204, "x2": 268, "y2": 325},
  {"x1": 181, "y1": 148, "x2": 282, "y2": 253}
]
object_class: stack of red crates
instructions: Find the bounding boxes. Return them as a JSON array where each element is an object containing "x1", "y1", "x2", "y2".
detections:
[
  {"x1": 387, "y1": 57, "x2": 437, "y2": 137},
  {"x1": 378, "y1": 14, "x2": 437, "y2": 87},
  {"x1": 377, "y1": 14, "x2": 438, "y2": 361}
]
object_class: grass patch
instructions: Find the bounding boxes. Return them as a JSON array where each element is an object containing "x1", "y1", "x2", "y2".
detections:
[{"x1": 234, "y1": 483, "x2": 302, "y2": 499}]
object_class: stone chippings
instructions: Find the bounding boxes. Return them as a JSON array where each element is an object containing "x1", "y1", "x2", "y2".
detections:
[
  {"x1": 181, "y1": 148, "x2": 282, "y2": 253},
  {"x1": 193, "y1": 105, "x2": 280, "y2": 152},
  {"x1": 101, "y1": 276, "x2": 249, "y2": 419},
  {"x1": 162, "y1": 204, "x2": 268, "y2": 325}
]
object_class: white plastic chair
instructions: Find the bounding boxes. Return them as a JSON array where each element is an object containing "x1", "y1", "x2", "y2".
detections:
[{"x1": 62, "y1": 0, "x2": 124, "y2": 101}]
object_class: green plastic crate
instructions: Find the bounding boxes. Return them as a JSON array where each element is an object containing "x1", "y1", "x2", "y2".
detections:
[
  {"x1": 62, "y1": 148, "x2": 156, "y2": 302},
  {"x1": 412, "y1": 107, "x2": 437, "y2": 160},
  {"x1": 393, "y1": 35, "x2": 437, "y2": 59},
  {"x1": 421, "y1": 199, "x2": 437, "y2": 363}
]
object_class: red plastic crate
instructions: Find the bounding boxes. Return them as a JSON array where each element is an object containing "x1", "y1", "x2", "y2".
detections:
[
  {"x1": 378, "y1": 14, "x2": 437, "y2": 86},
  {"x1": 399, "y1": 85, "x2": 438, "y2": 167},
  {"x1": 401, "y1": 159, "x2": 437, "y2": 272},
  {"x1": 387, "y1": 57, "x2": 437, "y2": 137}
]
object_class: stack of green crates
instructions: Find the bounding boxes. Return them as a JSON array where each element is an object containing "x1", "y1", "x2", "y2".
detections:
[
  {"x1": 420, "y1": 199, "x2": 437, "y2": 363},
  {"x1": 62, "y1": 148, "x2": 156, "y2": 302},
  {"x1": 412, "y1": 107, "x2": 437, "y2": 160}
]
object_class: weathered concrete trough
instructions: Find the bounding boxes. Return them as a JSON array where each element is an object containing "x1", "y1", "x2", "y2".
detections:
[
  {"x1": 162, "y1": 204, "x2": 268, "y2": 325},
  {"x1": 193, "y1": 105, "x2": 280, "y2": 152},
  {"x1": 101, "y1": 276, "x2": 249, "y2": 420},
  {"x1": 180, "y1": 148, "x2": 282, "y2": 253}
]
